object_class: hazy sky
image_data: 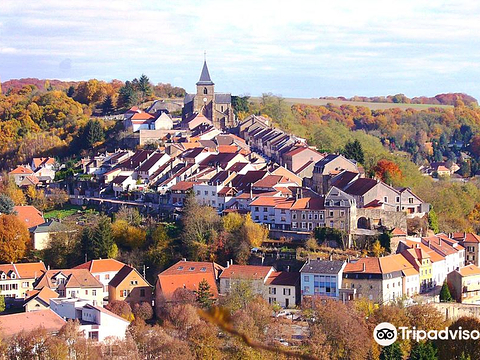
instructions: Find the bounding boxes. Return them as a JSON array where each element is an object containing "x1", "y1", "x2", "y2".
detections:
[{"x1": 1, "y1": 0, "x2": 480, "y2": 99}]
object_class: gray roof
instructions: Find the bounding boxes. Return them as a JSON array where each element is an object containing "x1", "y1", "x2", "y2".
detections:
[
  {"x1": 300, "y1": 260, "x2": 346, "y2": 274},
  {"x1": 31, "y1": 220, "x2": 70, "y2": 233},
  {"x1": 215, "y1": 93, "x2": 231, "y2": 104},
  {"x1": 184, "y1": 93, "x2": 195, "y2": 104},
  {"x1": 196, "y1": 61, "x2": 214, "y2": 86}
]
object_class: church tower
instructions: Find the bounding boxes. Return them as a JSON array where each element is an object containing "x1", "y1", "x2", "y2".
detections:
[{"x1": 193, "y1": 60, "x2": 215, "y2": 123}]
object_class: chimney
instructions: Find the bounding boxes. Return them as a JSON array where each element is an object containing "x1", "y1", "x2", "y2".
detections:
[
  {"x1": 329, "y1": 254, "x2": 333, "y2": 261},
  {"x1": 182, "y1": 258, "x2": 186, "y2": 262},
  {"x1": 362, "y1": 262, "x2": 366, "y2": 272},
  {"x1": 286, "y1": 265, "x2": 290, "y2": 272},
  {"x1": 438, "y1": 237, "x2": 441, "y2": 246}
]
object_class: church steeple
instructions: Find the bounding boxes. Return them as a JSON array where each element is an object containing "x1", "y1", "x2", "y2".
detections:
[{"x1": 196, "y1": 60, "x2": 214, "y2": 86}]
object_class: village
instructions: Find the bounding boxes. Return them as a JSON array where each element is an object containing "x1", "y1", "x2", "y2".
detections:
[{"x1": 1, "y1": 61, "x2": 480, "y2": 351}]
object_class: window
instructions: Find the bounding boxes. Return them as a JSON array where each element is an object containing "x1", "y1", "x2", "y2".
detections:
[
  {"x1": 396, "y1": 196, "x2": 400, "y2": 203},
  {"x1": 255, "y1": 207, "x2": 259, "y2": 212},
  {"x1": 131, "y1": 280, "x2": 138, "y2": 285},
  {"x1": 203, "y1": 87, "x2": 208, "y2": 95},
  {"x1": 200, "y1": 267, "x2": 207, "y2": 272},
  {"x1": 283, "y1": 288, "x2": 291, "y2": 296},
  {"x1": 204, "y1": 191, "x2": 208, "y2": 195},
  {"x1": 22, "y1": 282, "x2": 29, "y2": 288},
  {"x1": 314, "y1": 214, "x2": 318, "y2": 220},
  {"x1": 263, "y1": 207, "x2": 268, "y2": 212},
  {"x1": 409, "y1": 197, "x2": 414, "y2": 204},
  {"x1": 302, "y1": 213, "x2": 306, "y2": 220},
  {"x1": 85, "y1": 290, "x2": 89, "y2": 295},
  {"x1": 105, "y1": 274, "x2": 110, "y2": 280},
  {"x1": 329, "y1": 211, "x2": 334, "y2": 217},
  {"x1": 88, "y1": 331, "x2": 99, "y2": 341},
  {"x1": 121, "y1": 290, "x2": 130, "y2": 297},
  {"x1": 330, "y1": 221, "x2": 334, "y2": 228},
  {"x1": 292, "y1": 222, "x2": 297, "y2": 228},
  {"x1": 340, "y1": 211, "x2": 345, "y2": 216},
  {"x1": 140, "y1": 289, "x2": 146, "y2": 297},
  {"x1": 177, "y1": 266, "x2": 184, "y2": 270},
  {"x1": 189, "y1": 267, "x2": 195, "y2": 271},
  {"x1": 292, "y1": 213, "x2": 297, "y2": 220},
  {"x1": 269, "y1": 287, "x2": 276, "y2": 295},
  {"x1": 301, "y1": 222, "x2": 306, "y2": 228},
  {"x1": 304, "y1": 275, "x2": 310, "y2": 282},
  {"x1": 92, "y1": 290, "x2": 96, "y2": 296},
  {"x1": 384, "y1": 196, "x2": 388, "y2": 203},
  {"x1": 221, "y1": 105, "x2": 224, "y2": 112},
  {"x1": 196, "y1": 191, "x2": 200, "y2": 195},
  {"x1": 263, "y1": 215, "x2": 268, "y2": 220},
  {"x1": 255, "y1": 216, "x2": 259, "y2": 220},
  {"x1": 281, "y1": 209, "x2": 286, "y2": 214},
  {"x1": 308, "y1": 214, "x2": 312, "y2": 220}
]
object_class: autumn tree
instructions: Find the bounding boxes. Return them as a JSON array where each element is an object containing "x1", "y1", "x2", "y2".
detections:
[
  {"x1": 182, "y1": 192, "x2": 221, "y2": 261},
  {"x1": 105, "y1": 300, "x2": 134, "y2": 322},
  {"x1": 0, "y1": 214, "x2": 30, "y2": 262},
  {"x1": 0, "y1": 194, "x2": 14, "y2": 214},
  {"x1": 373, "y1": 159, "x2": 403, "y2": 184},
  {"x1": 43, "y1": 231, "x2": 81, "y2": 268},
  {"x1": 241, "y1": 213, "x2": 269, "y2": 248},
  {"x1": 223, "y1": 279, "x2": 256, "y2": 312},
  {"x1": 371, "y1": 239, "x2": 385, "y2": 257},
  {"x1": 0, "y1": 295, "x2": 5, "y2": 312},
  {"x1": 146, "y1": 224, "x2": 174, "y2": 272},
  {"x1": 195, "y1": 278, "x2": 214, "y2": 309},
  {"x1": 132, "y1": 302, "x2": 154, "y2": 321},
  {"x1": 436, "y1": 317, "x2": 480, "y2": 360},
  {"x1": 112, "y1": 219, "x2": 146, "y2": 249}
]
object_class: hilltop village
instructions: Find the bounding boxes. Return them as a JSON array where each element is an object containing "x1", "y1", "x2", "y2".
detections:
[{"x1": 1, "y1": 61, "x2": 480, "y2": 358}]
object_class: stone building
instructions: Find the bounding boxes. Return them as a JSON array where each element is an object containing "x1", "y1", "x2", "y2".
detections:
[{"x1": 183, "y1": 60, "x2": 236, "y2": 130}]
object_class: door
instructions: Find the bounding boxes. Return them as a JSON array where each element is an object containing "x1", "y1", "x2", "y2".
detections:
[{"x1": 285, "y1": 298, "x2": 289, "y2": 308}]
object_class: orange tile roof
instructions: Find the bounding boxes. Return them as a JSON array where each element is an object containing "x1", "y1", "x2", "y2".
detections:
[
  {"x1": 218, "y1": 145, "x2": 239, "y2": 153},
  {"x1": 157, "y1": 260, "x2": 223, "y2": 301},
  {"x1": 73, "y1": 259, "x2": 125, "y2": 273},
  {"x1": 130, "y1": 112, "x2": 154, "y2": 120},
  {"x1": 0, "y1": 310, "x2": 66, "y2": 337},
  {"x1": 401, "y1": 240, "x2": 444, "y2": 263},
  {"x1": 13, "y1": 205, "x2": 44, "y2": 229},
  {"x1": 25, "y1": 286, "x2": 59, "y2": 305},
  {"x1": 34, "y1": 269, "x2": 102, "y2": 290},
  {"x1": 266, "y1": 271, "x2": 299, "y2": 286},
  {"x1": 458, "y1": 264, "x2": 480, "y2": 277},
  {"x1": 344, "y1": 258, "x2": 382, "y2": 274},
  {"x1": 33, "y1": 157, "x2": 55, "y2": 168},
  {"x1": 170, "y1": 181, "x2": 200, "y2": 191},
  {"x1": 14, "y1": 262, "x2": 47, "y2": 278},
  {"x1": 379, "y1": 254, "x2": 418, "y2": 275},
  {"x1": 291, "y1": 197, "x2": 325, "y2": 210},
  {"x1": 219, "y1": 265, "x2": 273, "y2": 280},
  {"x1": 391, "y1": 228, "x2": 407, "y2": 236},
  {"x1": 452, "y1": 232, "x2": 480, "y2": 243},
  {"x1": 9, "y1": 166, "x2": 34, "y2": 175}
]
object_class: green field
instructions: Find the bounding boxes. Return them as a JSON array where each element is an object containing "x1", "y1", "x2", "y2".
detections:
[
  {"x1": 252, "y1": 97, "x2": 452, "y2": 110},
  {"x1": 43, "y1": 204, "x2": 92, "y2": 220}
]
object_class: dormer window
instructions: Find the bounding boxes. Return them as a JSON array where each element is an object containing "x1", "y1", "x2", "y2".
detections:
[
  {"x1": 10, "y1": 272, "x2": 16, "y2": 279},
  {"x1": 177, "y1": 266, "x2": 184, "y2": 271},
  {"x1": 200, "y1": 267, "x2": 207, "y2": 272},
  {"x1": 189, "y1": 267, "x2": 195, "y2": 271},
  {"x1": 0, "y1": 273, "x2": 6, "y2": 280}
]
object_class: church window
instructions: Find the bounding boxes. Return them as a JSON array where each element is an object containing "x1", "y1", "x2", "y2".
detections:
[{"x1": 203, "y1": 87, "x2": 208, "y2": 95}]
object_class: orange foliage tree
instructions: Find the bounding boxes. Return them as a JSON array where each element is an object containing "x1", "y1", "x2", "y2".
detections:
[
  {"x1": 0, "y1": 214, "x2": 30, "y2": 262},
  {"x1": 373, "y1": 159, "x2": 403, "y2": 184}
]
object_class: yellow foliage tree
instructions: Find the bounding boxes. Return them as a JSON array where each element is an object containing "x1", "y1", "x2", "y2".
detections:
[
  {"x1": 241, "y1": 213, "x2": 269, "y2": 248},
  {"x1": 222, "y1": 212, "x2": 243, "y2": 233},
  {"x1": 371, "y1": 240, "x2": 384, "y2": 257},
  {"x1": 0, "y1": 214, "x2": 30, "y2": 262}
]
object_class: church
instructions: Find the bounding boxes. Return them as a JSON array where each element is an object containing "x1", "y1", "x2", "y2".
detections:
[{"x1": 182, "y1": 60, "x2": 236, "y2": 130}]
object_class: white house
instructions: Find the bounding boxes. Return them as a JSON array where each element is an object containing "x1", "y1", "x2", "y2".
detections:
[
  {"x1": 50, "y1": 298, "x2": 129, "y2": 341},
  {"x1": 300, "y1": 259, "x2": 346, "y2": 300},
  {"x1": 73, "y1": 259, "x2": 126, "y2": 300}
]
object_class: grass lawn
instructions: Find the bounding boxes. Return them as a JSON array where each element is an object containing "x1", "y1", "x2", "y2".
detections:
[{"x1": 43, "y1": 204, "x2": 91, "y2": 220}]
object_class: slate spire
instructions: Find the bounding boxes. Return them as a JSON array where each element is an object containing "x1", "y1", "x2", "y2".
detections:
[{"x1": 196, "y1": 60, "x2": 214, "y2": 86}]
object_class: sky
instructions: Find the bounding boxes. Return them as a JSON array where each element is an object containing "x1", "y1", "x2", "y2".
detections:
[{"x1": 1, "y1": 0, "x2": 480, "y2": 99}]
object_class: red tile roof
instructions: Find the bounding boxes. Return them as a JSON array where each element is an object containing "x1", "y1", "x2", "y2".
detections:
[
  {"x1": 34, "y1": 269, "x2": 103, "y2": 290},
  {"x1": 73, "y1": 259, "x2": 125, "y2": 273},
  {"x1": 343, "y1": 178, "x2": 379, "y2": 196},
  {"x1": 170, "y1": 181, "x2": 200, "y2": 191},
  {"x1": 266, "y1": 271, "x2": 299, "y2": 286},
  {"x1": 9, "y1": 166, "x2": 34, "y2": 175},
  {"x1": 33, "y1": 157, "x2": 55, "y2": 168},
  {"x1": 452, "y1": 232, "x2": 480, "y2": 243},
  {"x1": 219, "y1": 265, "x2": 274, "y2": 280},
  {"x1": 14, "y1": 205, "x2": 44, "y2": 229},
  {"x1": 344, "y1": 258, "x2": 382, "y2": 274},
  {"x1": 458, "y1": 264, "x2": 480, "y2": 277},
  {"x1": 130, "y1": 112, "x2": 155, "y2": 120}
]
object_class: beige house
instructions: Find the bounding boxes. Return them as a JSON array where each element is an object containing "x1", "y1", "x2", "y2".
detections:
[
  {"x1": 108, "y1": 265, "x2": 152, "y2": 306},
  {"x1": 265, "y1": 272, "x2": 299, "y2": 308},
  {"x1": 219, "y1": 264, "x2": 275, "y2": 298},
  {"x1": 0, "y1": 262, "x2": 46, "y2": 303},
  {"x1": 34, "y1": 269, "x2": 104, "y2": 306},
  {"x1": 30, "y1": 220, "x2": 73, "y2": 250},
  {"x1": 312, "y1": 154, "x2": 359, "y2": 194},
  {"x1": 24, "y1": 286, "x2": 59, "y2": 312},
  {"x1": 447, "y1": 264, "x2": 480, "y2": 304},
  {"x1": 452, "y1": 232, "x2": 480, "y2": 266}
]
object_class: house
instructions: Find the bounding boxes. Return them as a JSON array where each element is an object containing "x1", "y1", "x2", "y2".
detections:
[
  {"x1": 8, "y1": 166, "x2": 34, "y2": 186},
  {"x1": 111, "y1": 174, "x2": 136, "y2": 196},
  {"x1": 311, "y1": 154, "x2": 359, "y2": 194},
  {"x1": 31, "y1": 157, "x2": 56, "y2": 171},
  {"x1": 108, "y1": 265, "x2": 152, "y2": 306},
  {"x1": 0, "y1": 262, "x2": 47, "y2": 304},
  {"x1": 34, "y1": 269, "x2": 104, "y2": 305},
  {"x1": 30, "y1": 220, "x2": 72, "y2": 250},
  {"x1": 49, "y1": 298, "x2": 130, "y2": 341},
  {"x1": 421, "y1": 236, "x2": 465, "y2": 274},
  {"x1": 397, "y1": 187, "x2": 430, "y2": 217},
  {"x1": 401, "y1": 248, "x2": 433, "y2": 293},
  {"x1": 343, "y1": 178, "x2": 399, "y2": 210},
  {"x1": 282, "y1": 147, "x2": 325, "y2": 176},
  {"x1": 265, "y1": 271, "x2": 299, "y2": 308},
  {"x1": 343, "y1": 257, "x2": 404, "y2": 303},
  {"x1": 13, "y1": 205, "x2": 45, "y2": 230},
  {"x1": 0, "y1": 309, "x2": 66, "y2": 338},
  {"x1": 24, "y1": 286, "x2": 59, "y2": 312},
  {"x1": 447, "y1": 265, "x2": 480, "y2": 304},
  {"x1": 136, "y1": 152, "x2": 171, "y2": 182},
  {"x1": 219, "y1": 264, "x2": 275, "y2": 297},
  {"x1": 73, "y1": 259, "x2": 126, "y2": 299},
  {"x1": 300, "y1": 259, "x2": 346, "y2": 300},
  {"x1": 155, "y1": 260, "x2": 223, "y2": 314},
  {"x1": 451, "y1": 232, "x2": 480, "y2": 266}
]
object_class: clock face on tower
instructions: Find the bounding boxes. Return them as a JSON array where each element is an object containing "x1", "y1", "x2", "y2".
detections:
[{"x1": 203, "y1": 97, "x2": 207, "y2": 103}]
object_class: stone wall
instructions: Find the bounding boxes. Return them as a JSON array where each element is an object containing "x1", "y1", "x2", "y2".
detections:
[
  {"x1": 356, "y1": 208, "x2": 407, "y2": 232},
  {"x1": 432, "y1": 302, "x2": 480, "y2": 322}
]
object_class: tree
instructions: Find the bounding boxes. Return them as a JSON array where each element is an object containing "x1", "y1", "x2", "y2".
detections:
[
  {"x1": 0, "y1": 194, "x2": 14, "y2": 214},
  {"x1": 380, "y1": 342, "x2": 403, "y2": 360},
  {"x1": 436, "y1": 317, "x2": 480, "y2": 360},
  {"x1": 132, "y1": 302, "x2": 153, "y2": 321},
  {"x1": 241, "y1": 213, "x2": 269, "y2": 248},
  {"x1": 343, "y1": 139, "x2": 365, "y2": 164},
  {"x1": 195, "y1": 278, "x2": 214, "y2": 309},
  {"x1": 91, "y1": 216, "x2": 117, "y2": 259},
  {"x1": 410, "y1": 341, "x2": 438, "y2": 360},
  {"x1": 0, "y1": 214, "x2": 30, "y2": 262},
  {"x1": 105, "y1": 300, "x2": 134, "y2": 321},
  {"x1": 137, "y1": 74, "x2": 153, "y2": 101},
  {"x1": 379, "y1": 231, "x2": 392, "y2": 253},
  {"x1": 373, "y1": 159, "x2": 403, "y2": 184},
  {"x1": 439, "y1": 281, "x2": 453, "y2": 302},
  {"x1": 82, "y1": 119, "x2": 104, "y2": 147},
  {"x1": 428, "y1": 208, "x2": 439, "y2": 234},
  {"x1": 371, "y1": 239, "x2": 385, "y2": 257},
  {"x1": 102, "y1": 94, "x2": 115, "y2": 115},
  {"x1": 182, "y1": 192, "x2": 221, "y2": 261},
  {"x1": 223, "y1": 280, "x2": 256, "y2": 312},
  {"x1": 43, "y1": 231, "x2": 81, "y2": 268},
  {"x1": 0, "y1": 295, "x2": 5, "y2": 312},
  {"x1": 117, "y1": 81, "x2": 139, "y2": 109}
]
